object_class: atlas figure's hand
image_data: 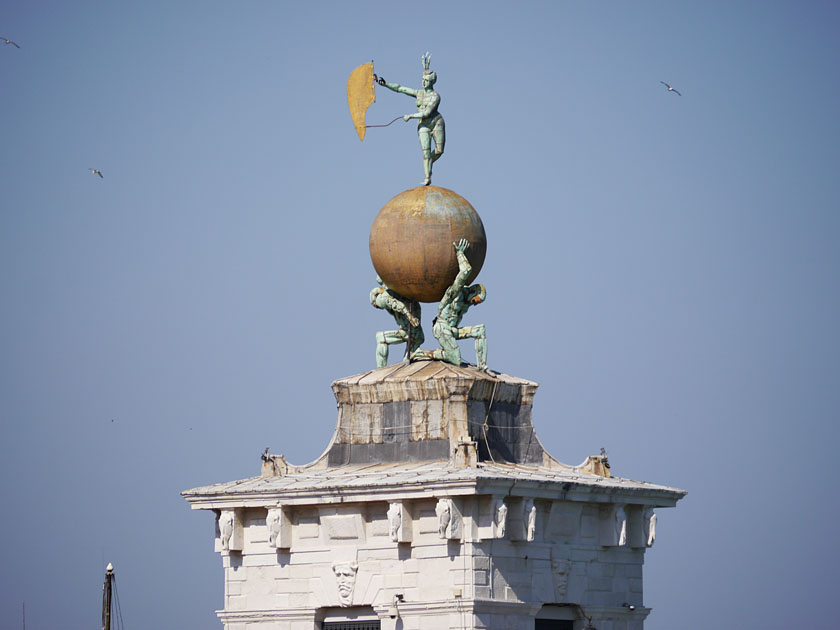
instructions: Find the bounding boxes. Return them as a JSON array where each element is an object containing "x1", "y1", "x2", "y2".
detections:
[
  {"x1": 454, "y1": 238, "x2": 470, "y2": 254},
  {"x1": 408, "y1": 314, "x2": 420, "y2": 327},
  {"x1": 376, "y1": 75, "x2": 386, "y2": 86},
  {"x1": 403, "y1": 114, "x2": 411, "y2": 122}
]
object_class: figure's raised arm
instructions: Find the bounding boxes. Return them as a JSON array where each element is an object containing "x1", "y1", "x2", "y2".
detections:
[
  {"x1": 453, "y1": 238, "x2": 472, "y2": 284},
  {"x1": 380, "y1": 292, "x2": 420, "y2": 327},
  {"x1": 377, "y1": 76, "x2": 417, "y2": 97},
  {"x1": 439, "y1": 239, "x2": 472, "y2": 306}
]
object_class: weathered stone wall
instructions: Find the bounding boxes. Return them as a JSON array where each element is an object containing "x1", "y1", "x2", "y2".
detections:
[
  {"x1": 328, "y1": 365, "x2": 544, "y2": 466},
  {"x1": 215, "y1": 496, "x2": 651, "y2": 630}
]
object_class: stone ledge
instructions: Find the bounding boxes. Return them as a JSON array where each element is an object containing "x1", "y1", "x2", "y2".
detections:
[{"x1": 332, "y1": 362, "x2": 538, "y2": 405}]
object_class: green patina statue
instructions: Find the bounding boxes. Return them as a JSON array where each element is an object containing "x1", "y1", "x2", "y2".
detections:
[
  {"x1": 370, "y1": 278, "x2": 425, "y2": 368},
  {"x1": 377, "y1": 52, "x2": 445, "y2": 186},
  {"x1": 414, "y1": 239, "x2": 487, "y2": 369}
]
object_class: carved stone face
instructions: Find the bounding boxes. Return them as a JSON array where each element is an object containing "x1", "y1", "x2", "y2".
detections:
[
  {"x1": 436, "y1": 499, "x2": 452, "y2": 538},
  {"x1": 552, "y1": 558, "x2": 571, "y2": 600},
  {"x1": 422, "y1": 72, "x2": 436, "y2": 88},
  {"x1": 266, "y1": 509, "x2": 281, "y2": 546},
  {"x1": 387, "y1": 503, "x2": 402, "y2": 541},
  {"x1": 524, "y1": 500, "x2": 537, "y2": 541},
  {"x1": 219, "y1": 512, "x2": 234, "y2": 549},
  {"x1": 494, "y1": 501, "x2": 508, "y2": 538},
  {"x1": 332, "y1": 562, "x2": 358, "y2": 606}
]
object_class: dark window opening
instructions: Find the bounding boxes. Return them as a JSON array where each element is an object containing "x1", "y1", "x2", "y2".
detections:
[
  {"x1": 535, "y1": 620, "x2": 574, "y2": 630},
  {"x1": 322, "y1": 622, "x2": 381, "y2": 630}
]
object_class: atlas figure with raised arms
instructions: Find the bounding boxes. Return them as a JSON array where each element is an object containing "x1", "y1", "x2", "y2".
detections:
[
  {"x1": 370, "y1": 277, "x2": 424, "y2": 368},
  {"x1": 414, "y1": 239, "x2": 487, "y2": 369}
]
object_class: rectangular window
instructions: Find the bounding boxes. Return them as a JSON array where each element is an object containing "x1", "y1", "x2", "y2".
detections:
[
  {"x1": 535, "y1": 620, "x2": 574, "y2": 630},
  {"x1": 322, "y1": 622, "x2": 381, "y2": 630}
]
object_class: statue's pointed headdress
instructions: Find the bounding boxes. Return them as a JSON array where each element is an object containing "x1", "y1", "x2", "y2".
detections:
[{"x1": 421, "y1": 51, "x2": 437, "y2": 84}]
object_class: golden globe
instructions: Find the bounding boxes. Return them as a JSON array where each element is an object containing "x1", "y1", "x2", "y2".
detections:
[{"x1": 369, "y1": 186, "x2": 487, "y2": 303}]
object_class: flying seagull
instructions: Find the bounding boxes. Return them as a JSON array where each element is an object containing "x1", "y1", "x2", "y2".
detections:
[
  {"x1": 660, "y1": 81, "x2": 681, "y2": 96},
  {"x1": 2, "y1": 38, "x2": 20, "y2": 48},
  {"x1": 89, "y1": 168, "x2": 103, "y2": 178}
]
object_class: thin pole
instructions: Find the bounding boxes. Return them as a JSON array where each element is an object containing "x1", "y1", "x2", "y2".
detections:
[
  {"x1": 408, "y1": 318, "x2": 413, "y2": 363},
  {"x1": 102, "y1": 564, "x2": 113, "y2": 630},
  {"x1": 21, "y1": 601, "x2": 25, "y2": 630}
]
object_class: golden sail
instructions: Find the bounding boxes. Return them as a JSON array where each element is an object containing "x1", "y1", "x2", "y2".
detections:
[{"x1": 347, "y1": 62, "x2": 375, "y2": 141}]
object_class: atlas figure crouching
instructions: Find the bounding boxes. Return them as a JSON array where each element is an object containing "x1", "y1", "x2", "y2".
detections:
[
  {"x1": 370, "y1": 278, "x2": 424, "y2": 368},
  {"x1": 413, "y1": 239, "x2": 487, "y2": 369}
]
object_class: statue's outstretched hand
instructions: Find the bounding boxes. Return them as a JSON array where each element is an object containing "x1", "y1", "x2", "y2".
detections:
[
  {"x1": 403, "y1": 114, "x2": 411, "y2": 122},
  {"x1": 408, "y1": 314, "x2": 420, "y2": 327},
  {"x1": 376, "y1": 75, "x2": 386, "y2": 86},
  {"x1": 454, "y1": 238, "x2": 470, "y2": 253}
]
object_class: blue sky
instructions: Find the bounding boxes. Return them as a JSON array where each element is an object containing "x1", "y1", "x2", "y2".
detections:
[{"x1": 1, "y1": 1, "x2": 839, "y2": 628}]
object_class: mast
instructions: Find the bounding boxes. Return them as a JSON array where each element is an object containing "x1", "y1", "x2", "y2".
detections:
[{"x1": 102, "y1": 563, "x2": 114, "y2": 630}]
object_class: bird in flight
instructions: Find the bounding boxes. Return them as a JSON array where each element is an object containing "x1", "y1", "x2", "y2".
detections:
[
  {"x1": 2, "y1": 37, "x2": 20, "y2": 48},
  {"x1": 660, "y1": 81, "x2": 681, "y2": 96},
  {"x1": 89, "y1": 168, "x2": 104, "y2": 178}
]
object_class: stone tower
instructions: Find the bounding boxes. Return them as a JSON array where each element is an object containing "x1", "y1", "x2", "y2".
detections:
[{"x1": 183, "y1": 363, "x2": 684, "y2": 630}]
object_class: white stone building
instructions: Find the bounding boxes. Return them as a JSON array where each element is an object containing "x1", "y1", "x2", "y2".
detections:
[{"x1": 183, "y1": 362, "x2": 684, "y2": 630}]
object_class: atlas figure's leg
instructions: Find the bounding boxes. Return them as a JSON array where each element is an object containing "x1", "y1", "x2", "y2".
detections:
[
  {"x1": 419, "y1": 127, "x2": 433, "y2": 186},
  {"x1": 431, "y1": 118, "x2": 445, "y2": 164},
  {"x1": 458, "y1": 324, "x2": 487, "y2": 369},
  {"x1": 434, "y1": 321, "x2": 462, "y2": 366},
  {"x1": 376, "y1": 330, "x2": 408, "y2": 368},
  {"x1": 411, "y1": 347, "x2": 444, "y2": 361}
]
